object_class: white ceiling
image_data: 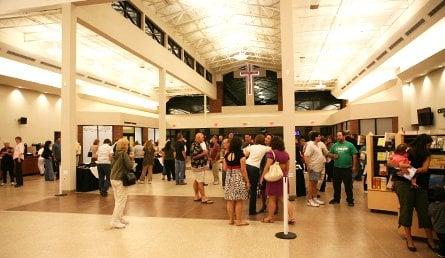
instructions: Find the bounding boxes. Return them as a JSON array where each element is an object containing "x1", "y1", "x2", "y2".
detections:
[
  {"x1": 143, "y1": 0, "x2": 420, "y2": 90},
  {"x1": 142, "y1": 0, "x2": 281, "y2": 73},
  {"x1": 0, "y1": 11, "x2": 201, "y2": 98},
  {"x1": 292, "y1": 0, "x2": 416, "y2": 87}
]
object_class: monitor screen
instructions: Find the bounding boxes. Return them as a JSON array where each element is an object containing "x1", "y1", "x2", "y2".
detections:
[{"x1": 417, "y1": 107, "x2": 433, "y2": 126}]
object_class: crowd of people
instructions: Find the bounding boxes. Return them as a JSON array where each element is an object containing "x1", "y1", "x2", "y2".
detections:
[{"x1": 1, "y1": 131, "x2": 443, "y2": 256}]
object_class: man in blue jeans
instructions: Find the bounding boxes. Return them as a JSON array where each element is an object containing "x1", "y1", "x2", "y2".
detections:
[{"x1": 175, "y1": 134, "x2": 187, "y2": 185}]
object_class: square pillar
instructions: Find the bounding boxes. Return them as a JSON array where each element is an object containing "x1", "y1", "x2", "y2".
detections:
[{"x1": 158, "y1": 68, "x2": 167, "y2": 147}]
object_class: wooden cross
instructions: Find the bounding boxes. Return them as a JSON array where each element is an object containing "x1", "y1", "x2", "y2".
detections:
[{"x1": 240, "y1": 64, "x2": 260, "y2": 95}]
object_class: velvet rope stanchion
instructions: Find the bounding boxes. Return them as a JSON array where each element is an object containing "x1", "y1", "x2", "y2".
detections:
[{"x1": 275, "y1": 176, "x2": 297, "y2": 239}]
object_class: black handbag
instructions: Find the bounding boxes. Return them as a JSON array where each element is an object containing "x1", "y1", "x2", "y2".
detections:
[
  {"x1": 122, "y1": 170, "x2": 136, "y2": 186},
  {"x1": 87, "y1": 151, "x2": 92, "y2": 157}
]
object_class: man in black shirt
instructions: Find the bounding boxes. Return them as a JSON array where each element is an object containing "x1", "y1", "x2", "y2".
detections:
[
  {"x1": 174, "y1": 134, "x2": 187, "y2": 185},
  {"x1": 0, "y1": 142, "x2": 14, "y2": 186}
]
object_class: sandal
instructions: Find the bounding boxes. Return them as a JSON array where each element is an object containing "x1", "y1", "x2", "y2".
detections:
[
  {"x1": 236, "y1": 222, "x2": 250, "y2": 226},
  {"x1": 261, "y1": 218, "x2": 274, "y2": 223},
  {"x1": 288, "y1": 218, "x2": 296, "y2": 225},
  {"x1": 193, "y1": 198, "x2": 201, "y2": 202},
  {"x1": 201, "y1": 199, "x2": 214, "y2": 204}
]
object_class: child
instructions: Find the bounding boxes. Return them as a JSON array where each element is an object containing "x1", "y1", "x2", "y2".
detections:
[
  {"x1": 389, "y1": 143, "x2": 417, "y2": 188},
  {"x1": 428, "y1": 186, "x2": 445, "y2": 257}
]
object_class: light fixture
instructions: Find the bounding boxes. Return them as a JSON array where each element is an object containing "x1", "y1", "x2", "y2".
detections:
[{"x1": 233, "y1": 52, "x2": 247, "y2": 61}]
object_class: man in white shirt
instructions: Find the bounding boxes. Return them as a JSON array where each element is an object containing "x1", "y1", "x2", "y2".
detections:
[
  {"x1": 13, "y1": 136, "x2": 25, "y2": 187},
  {"x1": 244, "y1": 134, "x2": 271, "y2": 215},
  {"x1": 304, "y1": 131, "x2": 329, "y2": 207},
  {"x1": 96, "y1": 139, "x2": 113, "y2": 197}
]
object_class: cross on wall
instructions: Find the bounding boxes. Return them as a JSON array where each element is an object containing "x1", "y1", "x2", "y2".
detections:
[{"x1": 240, "y1": 64, "x2": 260, "y2": 95}]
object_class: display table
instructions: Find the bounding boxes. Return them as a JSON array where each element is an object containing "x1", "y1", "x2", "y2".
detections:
[
  {"x1": 22, "y1": 156, "x2": 39, "y2": 176},
  {"x1": 76, "y1": 166, "x2": 99, "y2": 192}
]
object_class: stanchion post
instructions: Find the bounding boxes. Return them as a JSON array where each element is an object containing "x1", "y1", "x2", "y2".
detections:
[
  {"x1": 275, "y1": 176, "x2": 297, "y2": 239},
  {"x1": 55, "y1": 165, "x2": 67, "y2": 196}
]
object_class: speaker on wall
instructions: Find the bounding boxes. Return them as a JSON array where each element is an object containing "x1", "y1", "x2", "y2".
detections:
[{"x1": 18, "y1": 117, "x2": 27, "y2": 124}]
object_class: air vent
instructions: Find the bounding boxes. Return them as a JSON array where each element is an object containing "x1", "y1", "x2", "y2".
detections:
[
  {"x1": 366, "y1": 61, "x2": 376, "y2": 69},
  {"x1": 76, "y1": 73, "x2": 85, "y2": 77},
  {"x1": 376, "y1": 50, "x2": 388, "y2": 61},
  {"x1": 104, "y1": 81, "x2": 118, "y2": 87},
  {"x1": 405, "y1": 19, "x2": 425, "y2": 36},
  {"x1": 358, "y1": 69, "x2": 366, "y2": 75},
  {"x1": 120, "y1": 86, "x2": 131, "y2": 91},
  {"x1": 389, "y1": 37, "x2": 404, "y2": 50},
  {"x1": 310, "y1": 4, "x2": 319, "y2": 10},
  {"x1": 141, "y1": 94, "x2": 150, "y2": 97},
  {"x1": 346, "y1": 81, "x2": 351, "y2": 86},
  {"x1": 6, "y1": 50, "x2": 35, "y2": 62},
  {"x1": 351, "y1": 75, "x2": 358, "y2": 81},
  {"x1": 341, "y1": 86, "x2": 346, "y2": 90},
  {"x1": 40, "y1": 61, "x2": 61, "y2": 70},
  {"x1": 429, "y1": 0, "x2": 445, "y2": 17},
  {"x1": 86, "y1": 76, "x2": 102, "y2": 83}
]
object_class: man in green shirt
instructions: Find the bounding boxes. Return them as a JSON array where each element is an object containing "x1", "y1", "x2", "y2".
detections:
[{"x1": 328, "y1": 131, "x2": 358, "y2": 206}]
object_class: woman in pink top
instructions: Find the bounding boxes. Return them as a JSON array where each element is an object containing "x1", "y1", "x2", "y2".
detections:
[{"x1": 260, "y1": 137, "x2": 295, "y2": 224}]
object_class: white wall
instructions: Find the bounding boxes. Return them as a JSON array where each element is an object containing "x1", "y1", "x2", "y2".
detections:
[
  {"x1": 0, "y1": 85, "x2": 61, "y2": 145},
  {"x1": 400, "y1": 68, "x2": 445, "y2": 132}
]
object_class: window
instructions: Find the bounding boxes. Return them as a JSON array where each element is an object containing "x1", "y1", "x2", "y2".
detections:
[
  {"x1": 196, "y1": 62, "x2": 205, "y2": 77},
  {"x1": 184, "y1": 51, "x2": 195, "y2": 69},
  {"x1": 360, "y1": 119, "x2": 376, "y2": 135},
  {"x1": 205, "y1": 70, "x2": 212, "y2": 83},
  {"x1": 254, "y1": 70, "x2": 277, "y2": 105},
  {"x1": 376, "y1": 118, "x2": 393, "y2": 134},
  {"x1": 145, "y1": 17, "x2": 165, "y2": 46},
  {"x1": 167, "y1": 37, "x2": 182, "y2": 59},
  {"x1": 295, "y1": 91, "x2": 343, "y2": 111},
  {"x1": 222, "y1": 72, "x2": 246, "y2": 106},
  {"x1": 111, "y1": 1, "x2": 142, "y2": 28}
]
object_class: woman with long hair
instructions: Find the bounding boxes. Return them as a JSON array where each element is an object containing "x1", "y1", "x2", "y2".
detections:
[
  {"x1": 161, "y1": 140, "x2": 175, "y2": 181},
  {"x1": 260, "y1": 136, "x2": 295, "y2": 224},
  {"x1": 90, "y1": 139, "x2": 100, "y2": 164},
  {"x1": 139, "y1": 140, "x2": 155, "y2": 184},
  {"x1": 110, "y1": 138, "x2": 134, "y2": 228},
  {"x1": 393, "y1": 134, "x2": 435, "y2": 252},
  {"x1": 224, "y1": 136, "x2": 250, "y2": 226},
  {"x1": 41, "y1": 140, "x2": 55, "y2": 181}
]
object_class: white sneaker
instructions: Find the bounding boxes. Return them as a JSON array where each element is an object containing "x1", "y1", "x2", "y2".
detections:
[
  {"x1": 110, "y1": 221, "x2": 126, "y2": 229},
  {"x1": 120, "y1": 218, "x2": 129, "y2": 225},
  {"x1": 0, "y1": 183, "x2": 4, "y2": 186},
  {"x1": 307, "y1": 199, "x2": 319, "y2": 207},
  {"x1": 313, "y1": 198, "x2": 325, "y2": 205},
  {"x1": 11, "y1": 182, "x2": 16, "y2": 186},
  {"x1": 138, "y1": 180, "x2": 145, "y2": 184}
]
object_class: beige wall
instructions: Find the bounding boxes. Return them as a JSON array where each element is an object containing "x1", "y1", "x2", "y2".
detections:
[
  {"x1": 400, "y1": 68, "x2": 445, "y2": 132},
  {"x1": 0, "y1": 85, "x2": 61, "y2": 145}
]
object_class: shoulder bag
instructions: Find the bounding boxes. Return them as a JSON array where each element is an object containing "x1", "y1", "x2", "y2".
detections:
[{"x1": 264, "y1": 150, "x2": 283, "y2": 182}]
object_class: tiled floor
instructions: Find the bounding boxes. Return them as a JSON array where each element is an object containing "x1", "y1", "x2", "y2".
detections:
[{"x1": 0, "y1": 171, "x2": 438, "y2": 258}]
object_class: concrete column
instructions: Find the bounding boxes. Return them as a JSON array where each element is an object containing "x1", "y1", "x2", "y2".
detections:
[
  {"x1": 158, "y1": 68, "x2": 167, "y2": 147},
  {"x1": 61, "y1": 3, "x2": 77, "y2": 191},
  {"x1": 280, "y1": 0, "x2": 296, "y2": 196}
]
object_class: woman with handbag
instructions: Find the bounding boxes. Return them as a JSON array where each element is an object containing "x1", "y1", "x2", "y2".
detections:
[
  {"x1": 110, "y1": 138, "x2": 134, "y2": 229},
  {"x1": 260, "y1": 136, "x2": 295, "y2": 224},
  {"x1": 139, "y1": 140, "x2": 155, "y2": 184}
]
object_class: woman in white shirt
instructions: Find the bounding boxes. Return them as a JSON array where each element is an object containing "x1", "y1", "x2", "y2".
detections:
[
  {"x1": 96, "y1": 139, "x2": 113, "y2": 197},
  {"x1": 243, "y1": 134, "x2": 271, "y2": 215},
  {"x1": 37, "y1": 144, "x2": 44, "y2": 176}
]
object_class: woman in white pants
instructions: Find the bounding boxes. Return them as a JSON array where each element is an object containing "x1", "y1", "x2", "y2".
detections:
[{"x1": 110, "y1": 138, "x2": 134, "y2": 229}]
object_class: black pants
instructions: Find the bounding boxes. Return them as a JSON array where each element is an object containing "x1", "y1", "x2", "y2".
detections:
[
  {"x1": 326, "y1": 161, "x2": 334, "y2": 182},
  {"x1": 14, "y1": 159, "x2": 23, "y2": 186},
  {"x1": 97, "y1": 164, "x2": 111, "y2": 194},
  {"x1": 437, "y1": 232, "x2": 445, "y2": 256},
  {"x1": 333, "y1": 167, "x2": 353, "y2": 203},
  {"x1": 134, "y1": 158, "x2": 143, "y2": 179},
  {"x1": 296, "y1": 168, "x2": 306, "y2": 197},
  {"x1": 53, "y1": 160, "x2": 60, "y2": 178},
  {"x1": 319, "y1": 172, "x2": 327, "y2": 192},
  {"x1": 164, "y1": 159, "x2": 175, "y2": 180},
  {"x1": 1, "y1": 160, "x2": 14, "y2": 183},
  {"x1": 246, "y1": 165, "x2": 260, "y2": 214}
]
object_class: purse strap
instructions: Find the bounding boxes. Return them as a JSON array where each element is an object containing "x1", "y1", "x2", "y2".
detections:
[{"x1": 271, "y1": 150, "x2": 277, "y2": 162}]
